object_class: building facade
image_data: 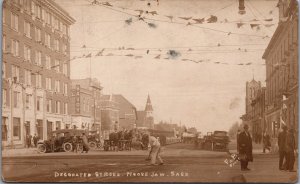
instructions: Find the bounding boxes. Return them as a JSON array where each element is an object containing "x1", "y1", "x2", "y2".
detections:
[
  {"x1": 70, "y1": 78, "x2": 102, "y2": 131},
  {"x1": 262, "y1": 0, "x2": 298, "y2": 138},
  {"x1": 2, "y1": 0, "x2": 75, "y2": 147}
]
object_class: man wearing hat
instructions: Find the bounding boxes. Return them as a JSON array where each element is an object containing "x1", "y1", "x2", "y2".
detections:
[
  {"x1": 278, "y1": 125, "x2": 288, "y2": 170},
  {"x1": 238, "y1": 124, "x2": 253, "y2": 171}
]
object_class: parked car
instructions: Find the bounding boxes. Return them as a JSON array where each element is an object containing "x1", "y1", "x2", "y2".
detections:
[
  {"x1": 37, "y1": 129, "x2": 88, "y2": 153},
  {"x1": 202, "y1": 131, "x2": 230, "y2": 151}
]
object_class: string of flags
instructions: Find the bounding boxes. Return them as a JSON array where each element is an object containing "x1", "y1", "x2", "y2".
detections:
[{"x1": 91, "y1": 0, "x2": 276, "y2": 31}]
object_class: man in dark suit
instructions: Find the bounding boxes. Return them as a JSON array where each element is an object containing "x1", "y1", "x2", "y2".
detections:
[
  {"x1": 278, "y1": 125, "x2": 288, "y2": 170},
  {"x1": 285, "y1": 128, "x2": 296, "y2": 172},
  {"x1": 238, "y1": 124, "x2": 253, "y2": 171}
]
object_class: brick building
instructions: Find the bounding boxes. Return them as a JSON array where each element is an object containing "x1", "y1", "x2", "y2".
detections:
[
  {"x1": 2, "y1": 0, "x2": 75, "y2": 147},
  {"x1": 70, "y1": 78, "x2": 102, "y2": 131},
  {"x1": 100, "y1": 94, "x2": 119, "y2": 139},
  {"x1": 262, "y1": 0, "x2": 298, "y2": 138}
]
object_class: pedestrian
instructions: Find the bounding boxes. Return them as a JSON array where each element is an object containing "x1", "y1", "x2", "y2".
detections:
[
  {"x1": 82, "y1": 132, "x2": 89, "y2": 153},
  {"x1": 262, "y1": 131, "x2": 271, "y2": 153},
  {"x1": 33, "y1": 134, "x2": 38, "y2": 147},
  {"x1": 26, "y1": 135, "x2": 32, "y2": 148},
  {"x1": 236, "y1": 129, "x2": 241, "y2": 152},
  {"x1": 238, "y1": 124, "x2": 253, "y2": 171},
  {"x1": 278, "y1": 125, "x2": 288, "y2": 170},
  {"x1": 147, "y1": 134, "x2": 164, "y2": 166},
  {"x1": 50, "y1": 134, "x2": 56, "y2": 152},
  {"x1": 285, "y1": 128, "x2": 296, "y2": 172}
]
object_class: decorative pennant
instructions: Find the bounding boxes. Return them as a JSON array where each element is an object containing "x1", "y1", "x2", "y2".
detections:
[
  {"x1": 264, "y1": 24, "x2": 274, "y2": 27},
  {"x1": 148, "y1": 23, "x2": 157, "y2": 28},
  {"x1": 250, "y1": 24, "x2": 260, "y2": 29},
  {"x1": 192, "y1": 18, "x2": 205, "y2": 24},
  {"x1": 165, "y1": 15, "x2": 174, "y2": 22},
  {"x1": 264, "y1": 18, "x2": 273, "y2": 21},
  {"x1": 237, "y1": 22, "x2": 244, "y2": 28},
  {"x1": 179, "y1": 16, "x2": 193, "y2": 21},
  {"x1": 154, "y1": 54, "x2": 161, "y2": 59},
  {"x1": 125, "y1": 18, "x2": 133, "y2": 25},
  {"x1": 102, "y1": 2, "x2": 112, "y2": 6},
  {"x1": 207, "y1": 15, "x2": 218, "y2": 23},
  {"x1": 96, "y1": 49, "x2": 105, "y2": 56},
  {"x1": 85, "y1": 53, "x2": 92, "y2": 58}
]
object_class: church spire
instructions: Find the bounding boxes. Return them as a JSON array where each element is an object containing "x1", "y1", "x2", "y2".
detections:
[{"x1": 145, "y1": 94, "x2": 153, "y2": 112}]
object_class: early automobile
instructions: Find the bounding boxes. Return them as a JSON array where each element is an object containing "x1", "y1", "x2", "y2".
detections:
[
  {"x1": 37, "y1": 129, "x2": 88, "y2": 153},
  {"x1": 87, "y1": 130, "x2": 103, "y2": 150},
  {"x1": 202, "y1": 131, "x2": 230, "y2": 151}
]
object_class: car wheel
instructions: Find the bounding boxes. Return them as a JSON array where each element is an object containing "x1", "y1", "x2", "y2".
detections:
[
  {"x1": 89, "y1": 141, "x2": 96, "y2": 150},
  {"x1": 77, "y1": 144, "x2": 83, "y2": 152},
  {"x1": 37, "y1": 144, "x2": 47, "y2": 153},
  {"x1": 63, "y1": 143, "x2": 73, "y2": 152}
]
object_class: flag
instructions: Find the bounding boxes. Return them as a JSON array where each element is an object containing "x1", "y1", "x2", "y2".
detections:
[
  {"x1": 179, "y1": 16, "x2": 192, "y2": 20},
  {"x1": 165, "y1": 15, "x2": 173, "y2": 21},
  {"x1": 283, "y1": 95, "x2": 288, "y2": 101},
  {"x1": 85, "y1": 53, "x2": 92, "y2": 58},
  {"x1": 237, "y1": 22, "x2": 244, "y2": 28},
  {"x1": 192, "y1": 18, "x2": 205, "y2": 24},
  {"x1": 154, "y1": 54, "x2": 160, "y2": 59},
  {"x1": 250, "y1": 24, "x2": 260, "y2": 29},
  {"x1": 207, "y1": 15, "x2": 217, "y2": 23}
]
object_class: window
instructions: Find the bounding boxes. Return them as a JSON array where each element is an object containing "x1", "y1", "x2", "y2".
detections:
[
  {"x1": 25, "y1": 94, "x2": 31, "y2": 109},
  {"x1": 37, "y1": 96, "x2": 42, "y2": 111},
  {"x1": 47, "y1": 99, "x2": 52, "y2": 113},
  {"x1": 35, "y1": 50, "x2": 42, "y2": 66},
  {"x1": 53, "y1": 16, "x2": 59, "y2": 30},
  {"x1": 24, "y1": 69, "x2": 32, "y2": 85},
  {"x1": 36, "y1": 120, "x2": 43, "y2": 139},
  {"x1": 2, "y1": 117, "x2": 8, "y2": 141},
  {"x1": 35, "y1": 27, "x2": 41, "y2": 42},
  {"x1": 55, "y1": 101, "x2": 61, "y2": 114},
  {"x1": 11, "y1": 39, "x2": 19, "y2": 57},
  {"x1": 45, "y1": 11, "x2": 51, "y2": 25},
  {"x1": 64, "y1": 103, "x2": 68, "y2": 114},
  {"x1": 62, "y1": 24, "x2": 67, "y2": 35},
  {"x1": 45, "y1": 33, "x2": 51, "y2": 48},
  {"x1": 3, "y1": 9, "x2": 6, "y2": 25},
  {"x1": 54, "y1": 60, "x2": 60, "y2": 72},
  {"x1": 2, "y1": 35, "x2": 6, "y2": 52},
  {"x1": 63, "y1": 63, "x2": 68, "y2": 75},
  {"x1": 2, "y1": 89, "x2": 7, "y2": 107},
  {"x1": 45, "y1": 55, "x2": 51, "y2": 69},
  {"x1": 62, "y1": 43, "x2": 67, "y2": 55},
  {"x1": 11, "y1": 12, "x2": 19, "y2": 31},
  {"x1": 12, "y1": 65, "x2": 20, "y2": 82},
  {"x1": 46, "y1": 77, "x2": 52, "y2": 90},
  {"x1": 13, "y1": 91, "x2": 20, "y2": 108},
  {"x1": 24, "y1": 45, "x2": 31, "y2": 61},
  {"x1": 36, "y1": 74, "x2": 42, "y2": 88},
  {"x1": 2, "y1": 62, "x2": 6, "y2": 78},
  {"x1": 64, "y1": 83, "x2": 68, "y2": 95},
  {"x1": 13, "y1": 117, "x2": 21, "y2": 140},
  {"x1": 36, "y1": 4, "x2": 42, "y2": 19},
  {"x1": 24, "y1": 21, "x2": 31, "y2": 38},
  {"x1": 55, "y1": 80, "x2": 60, "y2": 92},
  {"x1": 54, "y1": 39, "x2": 59, "y2": 51}
]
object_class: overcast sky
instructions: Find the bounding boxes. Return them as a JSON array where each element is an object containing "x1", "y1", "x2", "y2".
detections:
[{"x1": 55, "y1": 0, "x2": 278, "y2": 133}]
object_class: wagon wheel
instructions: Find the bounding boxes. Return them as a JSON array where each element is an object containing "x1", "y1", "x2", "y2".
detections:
[
  {"x1": 37, "y1": 144, "x2": 47, "y2": 153},
  {"x1": 63, "y1": 142, "x2": 73, "y2": 152},
  {"x1": 89, "y1": 141, "x2": 97, "y2": 150}
]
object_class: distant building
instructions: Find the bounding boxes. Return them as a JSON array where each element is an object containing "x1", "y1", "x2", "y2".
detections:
[
  {"x1": 262, "y1": 0, "x2": 298, "y2": 137},
  {"x1": 240, "y1": 79, "x2": 262, "y2": 135},
  {"x1": 70, "y1": 78, "x2": 103, "y2": 131},
  {"x1": 136, "y1": 95, "x2": 154, "y2": 129},
  {"x1": 2, "y1": 0, "x2": 75, "y2": 147},
  {"x1": 100, "y1": 95, "x2": 119, "y2": 138},
  {"x1": 112, "y1": 95, "x2": 137, "y2": 130}
]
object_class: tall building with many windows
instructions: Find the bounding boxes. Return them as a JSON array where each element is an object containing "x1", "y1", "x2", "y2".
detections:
[
  {"x1": 2, "y1": 0, "x2": 75, "y2": 147},
  {"x1": 262, "y1": 0, "x2": 298, "y2": 138}
]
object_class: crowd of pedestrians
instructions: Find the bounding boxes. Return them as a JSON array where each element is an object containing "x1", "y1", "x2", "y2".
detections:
[{"x1": 25, "y1": 134, "x2": 39, "y2": 148}]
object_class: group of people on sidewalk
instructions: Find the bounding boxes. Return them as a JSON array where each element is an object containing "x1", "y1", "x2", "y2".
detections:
[
  {"x1": 237, "y1": 124, "x2": 297, "y2": 172},
  {"x1": 25, "y1": 134, "x2": 39, "y2": 148}
]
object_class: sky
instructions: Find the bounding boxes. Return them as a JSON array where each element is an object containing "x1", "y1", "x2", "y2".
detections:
[{"x1": 55, "y1": 0, "x2": 278, "y2": 133}]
